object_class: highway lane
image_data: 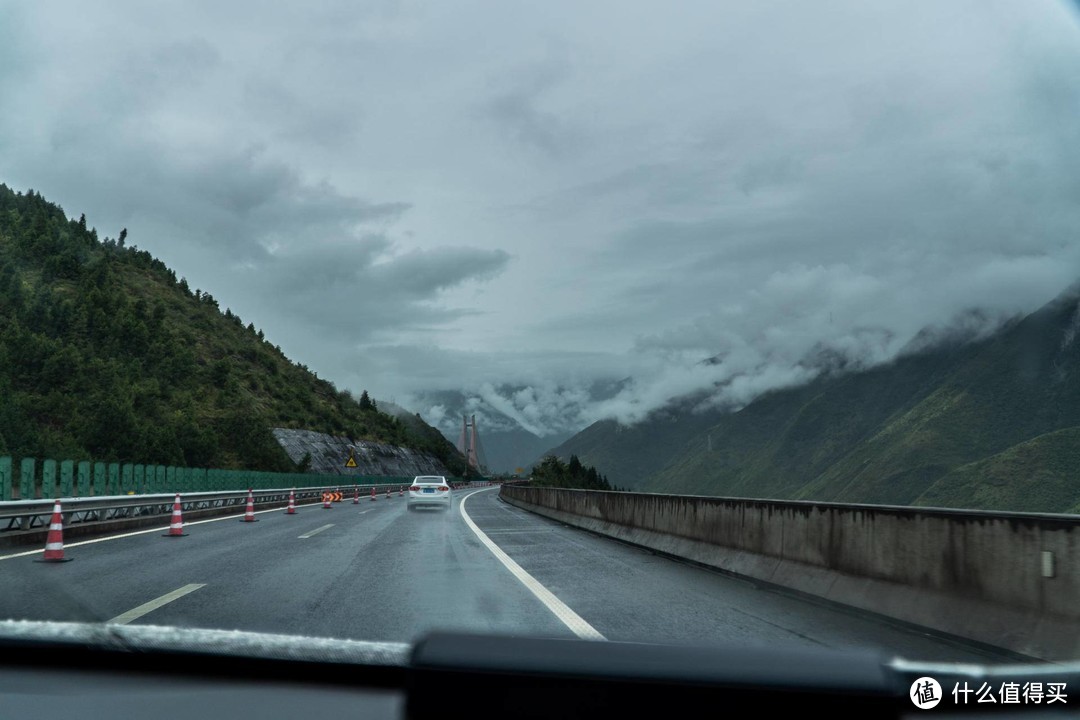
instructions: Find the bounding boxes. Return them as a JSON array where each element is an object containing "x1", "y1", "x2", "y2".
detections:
[
  {"x1": 0, "y1": 489, "x2": 569, "y2": 643},
  {"x1": 0, "y1": 486, "x2": 1019, "y2": 662}
]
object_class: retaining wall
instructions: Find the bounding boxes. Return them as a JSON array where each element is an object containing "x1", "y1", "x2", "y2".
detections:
[{"x1": 500, "y1": 485, "x2": 1080, "y2": 662}]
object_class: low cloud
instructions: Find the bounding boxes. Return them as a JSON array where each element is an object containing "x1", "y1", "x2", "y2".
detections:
[{"x1": 2, "y1": 1, "x2": 1079, "y2": 442}]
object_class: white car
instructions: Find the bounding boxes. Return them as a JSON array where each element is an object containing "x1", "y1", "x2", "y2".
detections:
[{"x1": 407, "y1": 476, "x2": 452, "y2": 511}]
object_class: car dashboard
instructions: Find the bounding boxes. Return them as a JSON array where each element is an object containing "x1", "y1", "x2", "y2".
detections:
[{"x1": 0, "y1": 621, "x2": 1077, "y2": 719}]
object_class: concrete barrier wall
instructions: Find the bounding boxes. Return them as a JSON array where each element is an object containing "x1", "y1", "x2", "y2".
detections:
[{"x1": 500, "y1": 485, "x2": 1080, "y2": 662}]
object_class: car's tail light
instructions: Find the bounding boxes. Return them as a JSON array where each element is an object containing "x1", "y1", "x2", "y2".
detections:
[
  {"x1": 409, "y1": 486, "x2": 420, "y2": 492},
  {"x1": 439, "y1": 486, "x2": 449, "y2": 492}
]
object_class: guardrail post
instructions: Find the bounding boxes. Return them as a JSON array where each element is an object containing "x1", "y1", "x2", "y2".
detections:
[
  {"x1": 77, "y1": 461, "x2": 90, "y2": 497},
  {"x1": 20, "y1": 458, "x2": 35, "y2": 500},
  {"x1": 93, "y1": 462, "x2": 105, "y2": 496},
  {"x1": 59, "y1": 460, "x2": 74, "y2": 497},
  {"x1": 0, "y1": 456, "x2": 10, "y2": 501},
  {"x1": 42, "y1": 459, "x2": 57, "y2": 499}
]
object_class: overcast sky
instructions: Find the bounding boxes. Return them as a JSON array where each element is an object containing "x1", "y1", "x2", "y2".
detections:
[{"x1": 2, "y1": 1, "x2": 1079, "y2": 437}]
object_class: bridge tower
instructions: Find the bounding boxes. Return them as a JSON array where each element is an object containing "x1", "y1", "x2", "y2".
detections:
[{"x1": 457, "y1": 415, "x2": 487, "y2": 476}]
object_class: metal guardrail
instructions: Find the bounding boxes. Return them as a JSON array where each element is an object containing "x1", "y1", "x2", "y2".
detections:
[
  {"x1": 0, "y1": 479, "x2": 508, "y2": 537},
  {"x1": 0, "y1": 485, "x2": 398, "y2": 535}
]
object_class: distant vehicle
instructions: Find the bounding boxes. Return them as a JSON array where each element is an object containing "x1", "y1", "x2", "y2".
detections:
[{"x1": 407, "y1": 476, "x2": 452, "y2": 512}]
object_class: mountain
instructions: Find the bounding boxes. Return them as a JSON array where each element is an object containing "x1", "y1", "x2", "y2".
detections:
[
  {"x1": 0, "y1": 184, "x2": 465, "y2": 475},
  {"x1": 544, "y1": 280, "x2": 1080, "y2": 512},
  {"x1": 492, "y1": 427, "x2": 575, "y2": 474}
]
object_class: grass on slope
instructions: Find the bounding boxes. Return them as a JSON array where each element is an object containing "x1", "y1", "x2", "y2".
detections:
[{"x1": 914, "y1": 426, "x2": 1080, "y2": 513}]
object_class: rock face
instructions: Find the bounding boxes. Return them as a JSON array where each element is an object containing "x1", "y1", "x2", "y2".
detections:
[{"x1": 272, "y1": 428, "x2": 451, "y2": 477}]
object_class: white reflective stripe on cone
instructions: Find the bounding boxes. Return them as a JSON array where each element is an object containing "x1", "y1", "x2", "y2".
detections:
[
  {"x1": 50, "y1": 523, "x2": 63, "y2": 531},
  {"x1": 45, "y1": 543, "x2": 63, "y2": 551}
]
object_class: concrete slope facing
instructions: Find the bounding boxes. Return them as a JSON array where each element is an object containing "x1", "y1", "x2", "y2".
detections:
[{"x1": 273, "y1": 428, "x2": 450, "y2": 477}]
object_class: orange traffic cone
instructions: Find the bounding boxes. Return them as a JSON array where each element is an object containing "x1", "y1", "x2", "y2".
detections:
[
  {"x1": 370, "y1": 487, "x2": 377, "y2": 501},
  {"x1": 353, "y1": 486, "x2": 360, "y2": 505},
  {"x1": 239, "y1": 489, "x2": 258, "y2": 522},
  {"x1": 323, "y1": 491, "x2": 332, "y2": 509},
  {"x1": 386, "y1": 487, "x2": 391, "y2": 499},
  {"x1": 285, "y1": 489, "x2": 297, "y2": 515},
  {"x1": 399, "y1": 486, "x2": 403, "y2": 497},
  {"x1": 35, "y1": 500, "x2": 72, "y2": 563},
  {"x1": 163, "y1": 494, "x2": 188, "y2": 537}
]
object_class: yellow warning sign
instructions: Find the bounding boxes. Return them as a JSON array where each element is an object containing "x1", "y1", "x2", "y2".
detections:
[{"x1": 345, "y1": 449, "x2": 358, "y2": 468}]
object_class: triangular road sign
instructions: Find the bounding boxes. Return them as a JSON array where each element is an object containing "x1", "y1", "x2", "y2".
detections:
[{"x1": 345, "y1": 449, "x2": 357, "y2": 468}]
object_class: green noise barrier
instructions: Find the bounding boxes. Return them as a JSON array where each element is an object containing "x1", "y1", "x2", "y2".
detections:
[{"x1": 0, "y1": 454, "x2": 462, "y2": 499}]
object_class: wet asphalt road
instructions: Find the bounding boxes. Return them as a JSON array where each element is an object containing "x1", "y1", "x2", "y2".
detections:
[{"x1": 0, "y1": 486, "x2": 1018, "y2": 662}]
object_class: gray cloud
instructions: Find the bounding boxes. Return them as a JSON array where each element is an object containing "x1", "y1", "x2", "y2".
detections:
[
  {"x1": 2, "y1": 0, "x2": 1079, "y2": 439},
  {"x1": 246, "y1": 243, "x2": 512, "y2": 338}
]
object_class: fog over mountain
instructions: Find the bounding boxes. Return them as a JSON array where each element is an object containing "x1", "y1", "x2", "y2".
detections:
[{"x1": 2, "y1": 1, "x2": 1078, "y2": 442}]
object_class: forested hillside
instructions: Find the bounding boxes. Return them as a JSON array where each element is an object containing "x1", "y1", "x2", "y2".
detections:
[{"x1": 0, "y1": 184, "x2": 465, "y2": 474}]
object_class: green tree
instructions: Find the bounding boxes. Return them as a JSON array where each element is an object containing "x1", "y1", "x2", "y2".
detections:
[
  {"x1": 211, "y1": 359, "x2": 232, "y2": 389},
  {"x1": 568, "y1": 454, "x2": 583, "y2": 478}
]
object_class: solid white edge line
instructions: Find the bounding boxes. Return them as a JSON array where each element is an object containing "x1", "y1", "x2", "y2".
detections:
[
  {"x1": 298, "y1": 523, "x2": 334, "y2": 539},
  {"x1": 459, "y1": 488, "x2": 606, "y2": 641},
  {"x1": 107, "y1": 583, "x2": 207, "y2": 625},
  {"x1": 0, "y1": 501, "x2": 331, "y2": 561}
]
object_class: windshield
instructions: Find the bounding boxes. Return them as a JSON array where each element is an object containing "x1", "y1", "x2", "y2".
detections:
[{"x1": 1, "y1": 0, "x2": 1079, "y2": 703}]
